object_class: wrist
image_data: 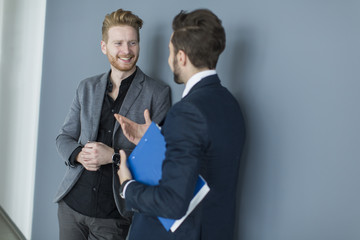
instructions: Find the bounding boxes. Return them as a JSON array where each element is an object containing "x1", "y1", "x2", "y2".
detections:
[{"x1": 112, "y1": 150, "x2": 120, "y2": 168}]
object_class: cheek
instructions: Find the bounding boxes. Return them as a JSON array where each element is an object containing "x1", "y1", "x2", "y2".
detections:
[
  {"x1": 168, "y1": 56, "x2": 173, "y2": 70},
  {"x1": 107, "y1": 47, "x2": 116, "y2": 56},
  {"x1": 131, "y1": 46, "x2": 140, "y2": 54}
]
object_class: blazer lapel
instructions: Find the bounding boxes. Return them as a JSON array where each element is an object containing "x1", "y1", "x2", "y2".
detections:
[
  {"x1": 113, "y1": 67, "x2": 145, "y2": 133},
  {"x1": 89, "y1": 72, "x2": 108, "y2": 140}
]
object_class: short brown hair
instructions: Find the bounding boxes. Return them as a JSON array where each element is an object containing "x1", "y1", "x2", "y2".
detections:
[
  {"x1": 171, "y1": 9, "x2": 226, "y2": 69},
  {"x1": 102, "y1": 9, "x2": 143, "y2": 43}
]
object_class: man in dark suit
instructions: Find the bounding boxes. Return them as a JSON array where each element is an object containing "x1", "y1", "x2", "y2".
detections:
[
  {"x1": 54, "y1": 9, "x2": 171, "y2": 240},
  {"x1": 115, "y1": 9, "x2": 245, "y2": 240}
]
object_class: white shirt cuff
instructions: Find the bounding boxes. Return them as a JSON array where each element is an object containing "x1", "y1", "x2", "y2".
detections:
[{"x1": 121, "y1": 180, "x2": 136, "y2": 199}]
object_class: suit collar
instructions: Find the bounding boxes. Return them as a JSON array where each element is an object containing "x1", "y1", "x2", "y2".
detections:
[
  {"x1": 182, "y1": 70, "x2": 217, "y2": 98},
  {"x1": 185, "y1": 74, "x2": 221, "y2": 97}
]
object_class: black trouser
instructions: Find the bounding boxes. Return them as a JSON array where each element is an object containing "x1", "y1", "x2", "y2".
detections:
[{"x1": 58, "y1": 201, "x2": 129, "y2": 240}]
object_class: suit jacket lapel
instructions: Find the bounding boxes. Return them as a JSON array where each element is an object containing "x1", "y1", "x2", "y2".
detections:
[
  {"x1": 113, "y1": 67, "x2": 145, "y2": 133},
  {"x1": 89, "y1": 71, "x2": 109, "y2": 140}
]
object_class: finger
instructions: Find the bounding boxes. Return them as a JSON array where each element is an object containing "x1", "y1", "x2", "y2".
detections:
[
  {"x1": 77, "y1": 152, "x2": 88, "y2": 163},
  {"x1": 81, "y1": 147, "x2": 94, "y2": 154},
  {"x1": 115, "y1": 115, "x2": 132, "y2": 136},
  {"x1": 144, "y1": 109, "x2": 152, "y2": 124},
  {"x1": 114, "y1": 113, "x2": 121, "y2": 123},
  {"x1": 119, "y1": 149, "x2": 127, "y2": 166},
  {"x1": 119, "y1": 120, "x2": 135, "y2": 142},
  {"x1": 119, "y1": 119, "x2": 128, "y2": 133},
  {"x1": 118, "y1": 120, "x2": 128, "y2": 136},
  {"x1": 80, "y1": 161, "x2": 98, "y2": 171},
  {"x1": 114, "y1": 113, "x2": 129, "y2": 126},
  {"x1": 82, "y1": 158, "x2": 96, "y2": 165},
  {"x1": 84, "y1": 142, "x2": 96, "y2": 148},
  {"x1": 86, "y1": 166, "x2": 99, "y2": 171}
]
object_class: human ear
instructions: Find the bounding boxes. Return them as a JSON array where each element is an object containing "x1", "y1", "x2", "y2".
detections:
[
  {"x1": 100, "y1": 40, "x2": 107, "y2": 55},
  {"x1": 177, "y1": 50, "x2": 187, "y2": 66}
]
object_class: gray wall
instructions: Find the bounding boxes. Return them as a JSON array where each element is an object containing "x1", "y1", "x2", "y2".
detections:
[{"x1": 32, "y1": 0, "x2": 360, "y2": 239}]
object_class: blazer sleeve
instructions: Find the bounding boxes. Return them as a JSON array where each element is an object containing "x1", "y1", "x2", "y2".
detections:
[{"x1": 125, "y1": 101, "x2": 208, "y2": 219}]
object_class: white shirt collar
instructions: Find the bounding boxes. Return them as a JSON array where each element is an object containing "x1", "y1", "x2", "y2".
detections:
[{"x1": 182, "y1": 70, "x2": 217, "y2": 98}]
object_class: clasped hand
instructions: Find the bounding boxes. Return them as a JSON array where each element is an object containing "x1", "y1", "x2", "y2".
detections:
[{"x1": 76, "y1": 142, "x2": 113, "y2": 171}]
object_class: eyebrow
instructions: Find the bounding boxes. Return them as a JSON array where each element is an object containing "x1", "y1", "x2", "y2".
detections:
[{"x1": 111, "y1": 39, "x2": 138, "y2": 43}]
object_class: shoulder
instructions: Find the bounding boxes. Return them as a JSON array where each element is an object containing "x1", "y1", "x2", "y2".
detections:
[
  {"x1": 136, "y1": 67, "x2": 169, "y2": 91},
  {"x1": 166, "y1": 100, "x2": 205, "y2": 126},
  {"x1": 77, "y1": 72, "x2": 107, "y2": 90},
  {"x1": 163, "y1": 99, "x2": 208, "y2": 147}
]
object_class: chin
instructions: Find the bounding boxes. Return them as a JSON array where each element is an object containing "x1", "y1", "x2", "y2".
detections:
[{"x1": 114, "y1": 62, "x2": 137, "y2": 72}]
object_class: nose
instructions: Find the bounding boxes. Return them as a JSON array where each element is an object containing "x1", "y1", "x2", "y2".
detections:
[{"x1": 120, "y1": 43, "x2": 130, "y2": 55}]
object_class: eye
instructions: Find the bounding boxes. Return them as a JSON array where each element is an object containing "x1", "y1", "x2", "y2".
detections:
[{"x1": 129, "y1": 41, "x2": 137, "y2": 46}]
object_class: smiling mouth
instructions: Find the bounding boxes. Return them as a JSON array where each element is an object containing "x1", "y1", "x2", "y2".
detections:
[{"x1": 119, "y1": 56, "x2": 133, "y2": 62}]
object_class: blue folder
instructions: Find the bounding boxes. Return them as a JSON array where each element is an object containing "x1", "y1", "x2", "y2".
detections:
[{"x1": 127, "y1": 122, "x2": 210, "y2": 232}]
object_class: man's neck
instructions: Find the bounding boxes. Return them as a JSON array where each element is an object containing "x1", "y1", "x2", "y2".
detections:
[
  {"x1": 110, "y1": 66, "x2": 136, "y2": 88},
  {"x1": 183, "y1": 67, "x2": 211, "y2": 85}
]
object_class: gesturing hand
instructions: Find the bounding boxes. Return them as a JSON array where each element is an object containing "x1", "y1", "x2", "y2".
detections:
[{"x1": 114, "y1": 109, "x2": 152, "y2": 145}]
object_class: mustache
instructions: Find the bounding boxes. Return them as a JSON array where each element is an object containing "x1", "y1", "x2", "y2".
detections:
[{"x1": 118, "y1": 54, "x2": 134, "y2": 58}]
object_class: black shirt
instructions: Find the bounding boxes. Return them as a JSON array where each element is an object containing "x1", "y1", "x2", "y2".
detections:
[{"x1": 63, "y1": 70, "x2": 136, "y2": 218}]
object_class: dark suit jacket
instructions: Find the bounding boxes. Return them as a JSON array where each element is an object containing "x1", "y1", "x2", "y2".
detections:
[
  {"x1": 54, "y1": 67, "x2": 171, "y2": 223},
  {"x1": 125, "y1": 74, "x2": 245, "y2": 239}
]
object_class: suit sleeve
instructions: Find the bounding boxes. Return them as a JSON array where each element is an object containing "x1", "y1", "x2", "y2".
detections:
[{"x1": 125, "y1": 102, "x2": 208, "y2": 219}]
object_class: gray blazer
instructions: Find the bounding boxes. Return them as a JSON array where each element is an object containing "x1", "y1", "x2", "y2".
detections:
[{"x1": 54, "y1": 67, "x2": 171, "y2": 221}]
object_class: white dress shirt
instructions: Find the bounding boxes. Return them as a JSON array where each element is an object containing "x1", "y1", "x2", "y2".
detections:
[{"x1": 182, "y1": 70, "x2": 217, "y2": 98}]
